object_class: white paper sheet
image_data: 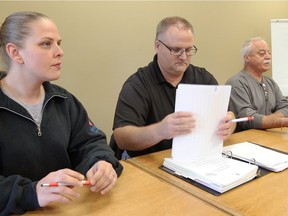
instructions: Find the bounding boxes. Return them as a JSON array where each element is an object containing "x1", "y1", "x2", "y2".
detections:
[
  {"x1": 172, "y1": 84, "x2": 231, "y2": 161},
  {"x1": 223, "y1": 142, "x2": 288, "y2": 172}
]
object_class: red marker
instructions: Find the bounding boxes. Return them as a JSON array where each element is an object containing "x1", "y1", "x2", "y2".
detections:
[
  {"x1": 229, "y1": 116, "x2": 254, "y2": 123},
  {"x1": 41, "y1": 180, "x2": 90, "y2": 187}
]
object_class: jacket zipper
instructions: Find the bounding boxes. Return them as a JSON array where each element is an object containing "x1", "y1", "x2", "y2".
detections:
[{"x1": 0, "y1": 94, "x2": 67, "y2": 136}]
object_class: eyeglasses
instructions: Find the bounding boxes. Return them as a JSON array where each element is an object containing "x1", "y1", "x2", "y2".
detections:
[
  {"x1": 157, "y1": 40, "x2": 197, "y2": 56},
  {"x1": 260, "y1": 83, "x2": 268, "y2": 102}
]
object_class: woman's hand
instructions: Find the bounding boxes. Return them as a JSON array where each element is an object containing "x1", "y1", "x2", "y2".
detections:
[
  {"x1": 36, "y1": 169, "x2": 85, "y2": 207},
  {"x1": 86, "y1": 161, "x2": 117, "y2": 195}
]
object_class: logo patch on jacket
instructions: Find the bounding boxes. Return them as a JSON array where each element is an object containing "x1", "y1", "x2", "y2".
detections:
[{"x1": 89, "y1": 119, "x2": 99, "y2": 133}]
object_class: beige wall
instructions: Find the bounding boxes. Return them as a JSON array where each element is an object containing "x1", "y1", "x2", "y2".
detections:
[{"x1": 0, "y1": 1, "x2": 287, "y2": 141}]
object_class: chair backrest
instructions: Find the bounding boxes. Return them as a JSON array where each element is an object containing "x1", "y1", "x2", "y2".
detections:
[{"x1": 109, "y1": 134, "x2": 123, "y2": 160}]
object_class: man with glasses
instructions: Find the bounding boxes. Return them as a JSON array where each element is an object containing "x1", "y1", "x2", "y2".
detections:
[
  {"x1": 226, "y1": 37, "x2": 288, "y2": 132},
  {"x1": 111, "y1": 16, "x2": 235, "y2": 159}
]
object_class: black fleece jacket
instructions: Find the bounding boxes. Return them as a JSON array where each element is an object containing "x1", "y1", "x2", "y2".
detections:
[{"x1": 0, "y1": 81, "x2": 123, "y2": 215}]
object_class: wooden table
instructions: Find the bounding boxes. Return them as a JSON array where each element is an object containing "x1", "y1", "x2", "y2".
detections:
[
  {"x1": 127, "y1": 128, "x2": 288, "y2": 216},
  {"x1": 25, "y1": 161, "x2": 228, "y2": 216}
]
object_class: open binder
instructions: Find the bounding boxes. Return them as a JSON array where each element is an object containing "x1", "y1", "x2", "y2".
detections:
[
  {"x1": 162, "y1": 84, "x2": 259, "y2": 195},
  {"x1": 163, "y1": 156, "x2": 258, "y2": 194},
  {"x1": 223, "y1": 142, "x2": 288, "y2": 172}
]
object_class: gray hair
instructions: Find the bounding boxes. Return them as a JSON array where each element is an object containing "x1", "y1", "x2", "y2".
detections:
[
  {"x1": 0, "y1": 11, "x2": 49, "y2": 69},
  {"x1": 241, "y1": 37, "x2": 265, "y2": 65},
  {"x1": 155, "y1": 16, "x2": 194, "y2": 41}
]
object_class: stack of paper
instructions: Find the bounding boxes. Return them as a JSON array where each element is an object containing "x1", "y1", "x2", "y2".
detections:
[
  {"x1": 223, "y1": 142, "x2": 288, "y2": 172},
  {"x1": 171, "y1": 84, "x2": 230, "y2": 161},
  {"x1": 163, "y1": 84, "x2": 259, "y2": 194},
  {"x1": 164, "y1": 157, "x2": 258, "y2": 193}
]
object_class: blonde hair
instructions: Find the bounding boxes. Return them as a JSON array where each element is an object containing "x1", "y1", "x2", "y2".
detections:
[
  {"x1": 155, "y1": 16, "x2": 194, "y2": 41},
  {"x1": 0, "y1": 11, "x2": 49, "y2": 69}
]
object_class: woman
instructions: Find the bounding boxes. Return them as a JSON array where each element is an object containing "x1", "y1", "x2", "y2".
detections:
[{"x1": 0, "y1": 11, "x2": 123, "y2": 215}]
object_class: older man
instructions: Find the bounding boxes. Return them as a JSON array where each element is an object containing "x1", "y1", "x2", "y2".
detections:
[{"x1": 226, "y1": 37, "x2": 288, "y2": 132}]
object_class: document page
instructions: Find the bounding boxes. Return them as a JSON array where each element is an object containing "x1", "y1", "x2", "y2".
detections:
[
  {"x1": 223, "y1": 142, "x2": 288, "y2": 172},
  {"x1": 172, "y1": 84, "x2": 231, "y2": 161}
]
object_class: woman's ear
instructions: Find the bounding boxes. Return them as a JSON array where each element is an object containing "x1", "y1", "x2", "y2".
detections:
[{"x1": 5, "y1": 43, "x2": 24, "y2": 64}]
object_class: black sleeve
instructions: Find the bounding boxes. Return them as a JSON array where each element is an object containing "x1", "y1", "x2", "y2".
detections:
[
  {"x1": 66, "y1": 93, "x2": 123, "y2": 176},
  {"x1": 0, "y1": 175, "x2": 40, "y2": 215}
]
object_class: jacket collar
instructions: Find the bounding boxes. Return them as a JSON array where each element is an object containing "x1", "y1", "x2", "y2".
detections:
[{"x1": 0, "y1": 81, "x2": 67, "y2": 110}]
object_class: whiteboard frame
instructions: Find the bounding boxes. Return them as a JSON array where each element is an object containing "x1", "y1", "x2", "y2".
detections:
[{"x1": 271, "y1": 19, "x2": 288, "y2": 96}]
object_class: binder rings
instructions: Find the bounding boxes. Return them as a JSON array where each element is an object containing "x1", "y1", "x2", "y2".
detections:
[{"x1": 223, "y1": 142, "x2": 288, "y2": 172}]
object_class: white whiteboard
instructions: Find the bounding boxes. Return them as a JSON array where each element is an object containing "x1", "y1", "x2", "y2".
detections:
[{"x1": 271, "y1": 19, "x2": 288, "y2": 96}]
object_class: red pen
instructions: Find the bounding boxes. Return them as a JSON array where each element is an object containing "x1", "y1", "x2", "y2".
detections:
[
  {"x1": 41, "y1": 180, "x2": 90, "y2": 187},
  {"x1": 229, "y1": 116, "x2": 254, "y2": 123}
]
